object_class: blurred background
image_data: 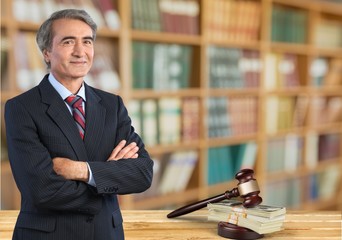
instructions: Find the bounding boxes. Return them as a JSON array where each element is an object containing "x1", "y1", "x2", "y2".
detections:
[{"x1": 1, "y1": 0, "x2": 341, "y2": 211}]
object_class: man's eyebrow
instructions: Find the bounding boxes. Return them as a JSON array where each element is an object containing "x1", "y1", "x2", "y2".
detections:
[
  {"x1": 60, "y1": 36, "x2": 94, "y2": 41},
  {"x1": 83, "y1": 36, "x2": 94, "y2": 41}
]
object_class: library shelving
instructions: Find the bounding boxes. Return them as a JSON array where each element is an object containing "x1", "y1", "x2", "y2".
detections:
[{"x1": 1, "y1": 0, "x2": 342, "y2": 211}]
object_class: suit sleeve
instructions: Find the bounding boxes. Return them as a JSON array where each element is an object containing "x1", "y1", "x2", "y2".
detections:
[
  {"x1": 88, "y1": 96, "x2": 154, "y2": 195},
  {"x1": 5, "y1": 99, "x2": 102, "y2": 214}
]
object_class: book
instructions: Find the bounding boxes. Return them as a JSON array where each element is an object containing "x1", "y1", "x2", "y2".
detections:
[
  {"x1": 206, "y1": 0, "x2": 261, "y2": 42},
  {"x1": 323, "y1": 59, "x2": 342, "y2": 86},
  {"x1": 14, "y1": 32, "x2": 35, "y2": 91},
  {"x1": 317, "y1": 166, "x2": 340, "y2": 199},
  {"x1": 310, "y1": 57, "x2": 329, "y2": 86},
  {"x1": 169, "y1": 44, "x2": 192, "y2": 89},
  {"x1": 283, "y1": 134, "x2": 301, "y2": 172},
  {"x1": 158, "y1": 150, "x2": 198, "y2": 194},
  {"x1": 326, "y1": 97, "x2": 342, "y2": 124},
  {"x1": 318, "y1": 133, "x2": 341, "y2": 161},
  {"x1": 132, "y1": 41, "x2": 154, "y2": 89},
  {"x1": 265, "y1": 96, "x2": 279, "y2": 134},
  {"x1": 173, "y1": 150, "x2": 198, "y2": 192},
  {"x1": 141, "y1": 99, "x2": 159, "y2": 146},
  {"x1": 207, "y1": 97, "x2": 230, "y2": 138},
  {"x1": 292, "y1": 96, "x2": 309, "y2": 127},
  {"x1": 25, "y1": 32, "x2": 46, "y2": 87},
  {"x1": 266, "y1": 138, "x2": 285, "y2": 172},
  {"x1": 127, "y1": 99, "x2": 142, "y2": 136},
  {"x1": 86, "y1": 38, "x2": 120, "y2": 91},
  {"x1": 305, "y1": 131, "x2": 319, "y2": 169},
  {"x1": 159, "y1": 0, "x2": 199, "y2": 35},
  {"x1": 239, "y1": 142, "x2": 258, "y2": 170},
  {"x1": 181, "y1": 97, "x2": 200, "y2": 141},
  {"x1": 271, "y1": 6, "x2": 308, "y2": 43},
  {"x1": 314, "y1": 19, "x2": 342, "y2": 48},
  {"x1": 158, "y1": 97, "x2": 181, "y2": 144},
  {"x1": 97, "y1": 0, "x2": 121, "y2": 29}
]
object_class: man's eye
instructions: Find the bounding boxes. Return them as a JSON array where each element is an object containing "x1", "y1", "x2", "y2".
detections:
[
  {"x1": 84, "y1": 40, "x2": 93, "y2": 45},
  {"x1": 63, "y1": 40, "x2": 75, "y2": 45}
]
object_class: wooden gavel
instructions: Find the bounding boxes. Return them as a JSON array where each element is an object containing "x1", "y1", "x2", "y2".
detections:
[{"x1": 167, "y1": 169, "x2": 262, "y2": 218}]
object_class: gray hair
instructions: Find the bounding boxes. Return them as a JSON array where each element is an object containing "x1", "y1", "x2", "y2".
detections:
[{"x1": 36, "y1": 9, "x2": 97, "y2": 67}]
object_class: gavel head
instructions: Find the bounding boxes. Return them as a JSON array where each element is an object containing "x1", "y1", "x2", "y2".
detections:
[{"x1": 235, "y1": 169, "x2": 262, "y2": 208}]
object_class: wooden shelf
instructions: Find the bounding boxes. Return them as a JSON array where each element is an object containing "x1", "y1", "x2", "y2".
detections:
[
  {"x1": 131, "y1": 30, "x2": 202, "y2": 45},
  {"x1": 1, "y1": 0, "x2": 341, "y2": 212}
]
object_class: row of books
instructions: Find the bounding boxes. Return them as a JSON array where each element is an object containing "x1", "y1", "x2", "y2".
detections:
[
  {"x1": 264, "y1": 177, "x2": 302, "y2": 208},
  {"x1": 207, "y1": 142, "x2": 258, "y2": 185},
  {"x1": 266, "y1": 134, "x2": 303, "y2": 173},
  {"x1": 131, "y1": 0, "x2": 199, "y2": 35},
  {"x1": 310, "y1": 58, "x2": 342, "y2": 87},
  {"x1": 135, "y1": 150, "x2": 198, "y2": 199},
  {"x1": 267, "y1": 132, "x2": 341, "y2": 173},
  {"x1": 306, "y1": 133, "x2": 341, "y2": 168},
  {"x1": 265, "y1": 96, "x2": 342, "y2": 133},
  {"x1": 265, "y1": 96, "x2": 297, "y2": 133},
  {"x1": 206, "y1": 0, "x2": 261, "y2": 42},
  {"x1": 264, "y1": 166, "x2": 341, "y2": 208},
  {"x1": 128, "y1": 97, "x2": 200, "y2": 146},
  {"x1": 132, "y1": 41, "x2": 193, "y2": 90},
  {"x1": 308, "y1": 166, "x2": 340, "y2": 201},
  {"x1": 13, "y1": 32, "x2": 120, "y2": 92},
  {"x1": 264, "y1": 53, "x2": 301, "y2": 90},
  {"x1": 308, "y1": 96, "x2": 342, "y2": 126},
  {"x1": 12, "y1": 0, "x2": 120, "y2": 29},
  {"x1": 314, "y1": 19, "x2": 342, "y2": 48},
  {"x1": 207, "y1": 47, "x2": 261, "y2": 88},
  {"x1": 207, "y1": 97, "x2": 258, "y2": 138},
  {"x1": 8, "y1": 33, "x2": 340, "y2": 93},
  {"x1": 207, "y1": 200, "x2": 286, "y2": 235},
  {"x1": 271, "y1": 5, "x2": 307, "y2": 43}
]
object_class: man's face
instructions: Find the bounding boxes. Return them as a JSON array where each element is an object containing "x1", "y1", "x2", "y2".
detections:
[{"x1": 44, "y1": 18, "x2": 94, "y2": 82}]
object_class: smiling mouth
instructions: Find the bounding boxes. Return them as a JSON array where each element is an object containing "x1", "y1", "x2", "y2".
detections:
[{"x1": 71, "y1": 61, "x2": 88, "y2": 66}]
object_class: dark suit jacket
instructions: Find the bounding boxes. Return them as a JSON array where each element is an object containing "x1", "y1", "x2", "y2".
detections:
[{"x1": 5, "y1": 75, "x2": 154, "y2": 240}]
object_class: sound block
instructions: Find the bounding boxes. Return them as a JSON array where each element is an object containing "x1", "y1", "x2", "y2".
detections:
[{"x1": 218, "y1": 222, "x2": 263, "y2": 240}]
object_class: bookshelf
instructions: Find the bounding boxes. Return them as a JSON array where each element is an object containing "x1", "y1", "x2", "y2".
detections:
[{"x1": 1, "y1": 0, "x2": 341, "y2": 211}]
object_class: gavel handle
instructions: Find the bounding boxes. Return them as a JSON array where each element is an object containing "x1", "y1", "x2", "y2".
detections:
[{"x1": 167, "y1": 190, "x2": 235, "y2": 218}]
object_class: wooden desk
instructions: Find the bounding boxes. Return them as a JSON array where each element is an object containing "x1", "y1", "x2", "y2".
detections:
[{"x1": 0, "y1": 210, "x2": 341, "y2": 239}]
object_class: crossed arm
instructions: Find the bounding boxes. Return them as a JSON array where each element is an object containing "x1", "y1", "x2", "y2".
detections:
[{"x1": 52, "y1": 140, "x2": 139, "y2": 182}]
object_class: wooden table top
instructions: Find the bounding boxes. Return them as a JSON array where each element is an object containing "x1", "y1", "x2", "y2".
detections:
[{"x1": 0, "y1": 210, "x2": 341, "y2": 239}]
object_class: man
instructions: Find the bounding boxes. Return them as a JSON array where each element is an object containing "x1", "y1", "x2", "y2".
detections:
[{"x1": 5, "y1": 9, "x2": 153, "y2": 240}]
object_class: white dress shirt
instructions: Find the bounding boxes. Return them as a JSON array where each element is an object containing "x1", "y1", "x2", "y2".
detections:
[{"x1": 48, "y1": 73, "x2": 96, "y2": 187}]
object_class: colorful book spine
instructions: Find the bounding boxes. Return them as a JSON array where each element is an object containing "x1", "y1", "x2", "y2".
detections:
[
  {"x1": 271, "y1": 5, "x2": 308, "y2": 43},
  {"x1": 206, "y1": 0, "x2": 261, "y2": 42}
]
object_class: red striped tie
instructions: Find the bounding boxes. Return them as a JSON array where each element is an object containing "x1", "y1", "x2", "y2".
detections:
[{"x1": 65, "y1": 95, "x2": 86, "y2": 140}]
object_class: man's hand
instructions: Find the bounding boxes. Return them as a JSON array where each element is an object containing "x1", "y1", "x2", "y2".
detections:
[
  {"x1": 52, "y1": 157, "x2": 89, "y2": 182},
  {"x1": 108, "y1": 140, "x2": 139, "y2": 161}
]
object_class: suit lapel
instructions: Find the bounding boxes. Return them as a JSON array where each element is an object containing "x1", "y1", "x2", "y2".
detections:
[
  {"x1": 39, "y1": 76, "x2": 89, "y2": 161},
  {"x1": 83, "y1": 84, "x2": 106, "y2": 162}
]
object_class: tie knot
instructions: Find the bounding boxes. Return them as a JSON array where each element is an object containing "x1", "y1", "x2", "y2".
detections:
[{"x1": 65, "y1": 95, "x2": 83, "y2": 108}]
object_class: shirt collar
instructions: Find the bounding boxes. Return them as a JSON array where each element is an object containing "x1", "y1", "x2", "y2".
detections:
[{"x1": 48, "y1": 73, "x2": 86, "y2": 101}]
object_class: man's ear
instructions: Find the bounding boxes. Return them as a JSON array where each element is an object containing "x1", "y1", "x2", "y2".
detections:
[{"x1": 43, "y1": 49, "x2": 50, "y2": 63}]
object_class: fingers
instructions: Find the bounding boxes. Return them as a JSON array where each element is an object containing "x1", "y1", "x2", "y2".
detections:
[
  {"x1": 108, "y1": 140, "x2": 139, "y2": 161},
  {"x1": 109, "y1": 140, "x2": 127, "y2": 159}
]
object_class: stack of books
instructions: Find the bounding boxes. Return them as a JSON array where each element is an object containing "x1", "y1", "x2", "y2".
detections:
[{"x1": 207, "y1": 200, "x2": 286, "y2": 235}]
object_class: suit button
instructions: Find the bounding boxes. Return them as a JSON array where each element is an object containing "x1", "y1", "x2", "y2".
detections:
[{"x1": 86, "y1": 216, "x2": 94, "y2": 223}]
